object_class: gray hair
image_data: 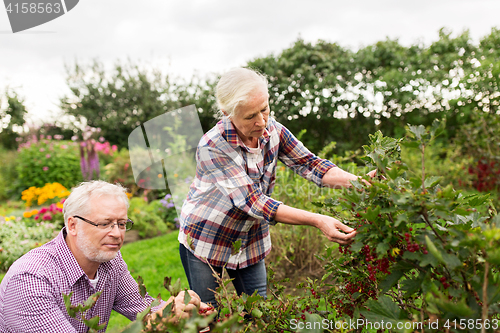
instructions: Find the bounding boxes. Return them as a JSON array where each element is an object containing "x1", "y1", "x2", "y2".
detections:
[
  {"x1": 215, "y1": 67, "x2": 268, "y2": 119},
  {"x1": 63, "y1": 180, "x2": 130, "y2": 226}
]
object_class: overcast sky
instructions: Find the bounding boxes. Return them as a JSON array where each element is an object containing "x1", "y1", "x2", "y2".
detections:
[{"x1": 1, "y1": 0, "x2": 499, "y2": 126}]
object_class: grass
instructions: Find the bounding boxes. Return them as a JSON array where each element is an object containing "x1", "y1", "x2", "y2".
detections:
[{"x1": 106, "y1": 231, "x2": 188, "y2": 331}]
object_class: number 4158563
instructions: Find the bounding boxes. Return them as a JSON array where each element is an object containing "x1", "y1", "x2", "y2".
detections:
[
  {"x1": 444, "y1": 319, "x2": 499, "y2": 330},
  {"x1": 5, "y1": 2, "x2": 62, "y2": 14}
]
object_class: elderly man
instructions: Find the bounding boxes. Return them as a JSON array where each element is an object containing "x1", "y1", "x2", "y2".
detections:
[{"x1": 0, "y1": 180, "x2": 212, "y2": 333}]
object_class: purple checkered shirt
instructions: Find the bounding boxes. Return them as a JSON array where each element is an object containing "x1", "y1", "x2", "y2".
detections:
[
  {"x1": 0, "y1": 228, "x2": 164, "y2": 333},
  {"x1": 178, "y1": 117, "x2": 335, "y2": 269}
]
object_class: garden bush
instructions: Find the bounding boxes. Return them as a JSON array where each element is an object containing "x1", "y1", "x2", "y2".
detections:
[
  {"x1": 0, "y1": 148, "x2": 19, "y2": 200},
  {"x1": 14, "y1": 136, "x2": 82, "y2": 197},
  {"x1": 127, "y1": 196, "x2": 177, "y2": 239},
  {"x1": 0, "y1": 216, "x2": 59, "y2": 271}
]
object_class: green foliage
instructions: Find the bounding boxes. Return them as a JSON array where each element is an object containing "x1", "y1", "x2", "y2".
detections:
[
  {"x1": 0, "y1": 148, "x2": 19, "y2": 200},
  {"x1": 61, "y1": 60, "x2": 186, "y2": 149},
  {"x1": 107, "y1": 232, "x2": 188, "y2": 331},
  {"x1": 0, "y1": 216, "x2": 58, "y2": 271},
  {"x1": 247, "y1": 28, "x2": 500, "y2": 154},
  {"x1": 453, "y1": 111, "x2": 500, "y2": 195},
  {"x1": 14, "y1": 138, "x2": 82, "y2": 197},
  {"x1": 127, "y1": 197, "x2": 176, "y2": 239},
  {"x1": 63, "y1": 291, "x2": 107, "y2": 332},
  {"x1": 322, "y1": 121, "x2": 500, "y2": 330}
]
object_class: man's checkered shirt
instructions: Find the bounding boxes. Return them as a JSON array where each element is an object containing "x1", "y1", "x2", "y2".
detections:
[{"x1": 0, "y1": 229, "x2": 164, "y2": 332}]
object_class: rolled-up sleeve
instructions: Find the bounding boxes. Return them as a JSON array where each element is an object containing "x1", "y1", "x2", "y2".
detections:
[
  {"x1": 277, "y1": 124, "x2": 336, "y2": 186},
  {"x1": 200, "y1": 145, "x2": 281, "y2": 224}
]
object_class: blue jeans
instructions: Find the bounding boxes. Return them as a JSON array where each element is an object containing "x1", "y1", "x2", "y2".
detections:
[{"x1": 179, "y1": 244, "x2": 267, "y2": 307}]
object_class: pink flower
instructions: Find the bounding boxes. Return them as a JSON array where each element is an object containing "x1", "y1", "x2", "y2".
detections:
[
  {"x1": 99, "y1": 136, "x2": 105, "y2": 142},
  {"x1": 49, "y1": 203, "x2": 57, "y2": 212},
  {"x1": 112, "y1": 145, "x2": 117, "y2": 151},
  {"x1": 34, "y1": 215, "x2": 40, "y2": 220},
  {"x1": 47, "y1": 135, "x2": 52, "y2": 140},
  {"x1": 61, "y1": 144, "x2": 68, "y2": 149},
  {"x1": 39, "y1": 148, "x2": 45, "y2": 152},
  {"x1": 46, "y1": 154, "x2": 51, "y2": 158},
  {"x1": 42, "y1": 213, "x2": 52, "y2": 221},
  {"x1": 60, "y1": 199, "x2": 66, "y2": 204},
  {"x1": 43, "y1": 166, "x2": 49, "y2": 171},
  {"x1": 39, "y1": 207, "x2": 48, "y2": 214}
]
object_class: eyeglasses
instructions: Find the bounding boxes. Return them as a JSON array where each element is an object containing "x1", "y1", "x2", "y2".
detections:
[{"x1": 73, "y1": 215, "x2": 134, "y2": 231}]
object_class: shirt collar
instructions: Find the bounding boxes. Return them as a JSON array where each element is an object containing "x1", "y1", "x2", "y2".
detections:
[
  {"x1": 55, "y1": 227, "x2": 112, "y2": 287},
  {"x1": 56, "y1": 227, "x2": 87, "y2": 287},
  {"x1": 219, "y1": 116, "x2": 270, "y2": 151}
]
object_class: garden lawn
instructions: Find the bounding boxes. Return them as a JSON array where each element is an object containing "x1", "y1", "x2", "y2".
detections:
[{"x1": 106, "y1": 231, "x2": 188, "y2": 332}]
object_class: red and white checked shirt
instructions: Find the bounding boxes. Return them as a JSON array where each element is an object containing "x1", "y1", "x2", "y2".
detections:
[
  {"x1": 0, "y1": 228, "x2": 164, "y2": 333},
  {"x1": 178, "y1": 117, "x2": 335, "y2": 269}
]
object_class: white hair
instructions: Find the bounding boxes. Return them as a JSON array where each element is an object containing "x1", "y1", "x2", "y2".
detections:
[
  {"x1": 215, "y1": 67, "x2": 268, "y2": 119},
  {"x1": 63, "y1": 180, "x2": 129, "y2": 226}
]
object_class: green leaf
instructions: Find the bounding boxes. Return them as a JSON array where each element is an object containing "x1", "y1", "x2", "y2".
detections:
[
  {"x1": 361, "y1": 296, "x2": 408, "y2": 325},
  {"x1": 168, "y1": 277, "x2": 182, "y2": 297},
  {"x1": 433, "y1": 296, "x2": 473, "y2": 317},
  {"x1": 360, "y1": 206, "x2": 381, "y2": 222},
  {"x1": 420, "y1": 253, "x2": 439, "y2": 267},
  {"x1": 297, "y1": 313, "x2": 323, "y2": 333},
  {"x1": 184, "y1": 289, "x2": 192, "y2": 306},
  {"x1": 464, "y1": 193, "x2": 490, "y2": 207},
  {"x1": 442, "y1": 253, "x2": 461, "y2": 270},
  {"x1": 231, "y1": 239, "x2": 242, "y2": 255},
  {"x1": 251, "y1": 308, "x2": 263, "y2": 318},
  {"x1": 82, "y1": 316, "x2": 101, "y2": 329},
  {"x1": 161, "y1": 303, "x2": 173, "y2": 318},
  {"x1": 120, "y1": 319, "x2": 144, "y2": 333},
  {"x1": 401, "y1": 276, "x2": 424, "y2": 296},
  {"x1": 83, "y1": 291, "x2": 101, "y2": 309},
  {"x1": 424, "y1": 176, "x2": 442, "y2": 189},
  {"x1": 380, "y1": 270, "x2": 405, "y2": 293},
  {"x1": 376, "y1": 242, "x2": 389, "y2": 254},
  {"x1": 425, "y1": 236, "x2": 445, "y2": 264},
  {"x1": 408, "y1": 124, "x2": 426, "y2": 140},
  {"x1": 137, "y1": 276, "x2": 147, "y2": 298}
]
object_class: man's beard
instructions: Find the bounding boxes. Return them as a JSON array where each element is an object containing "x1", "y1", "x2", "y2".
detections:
[{"x1": 76, "y1": 227, "x2": 120, "y2": 263}]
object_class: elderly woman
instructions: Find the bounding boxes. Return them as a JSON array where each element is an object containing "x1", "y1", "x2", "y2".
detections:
[{"x1": 178, "y1": 67, "x2": 374, "y2": 306}]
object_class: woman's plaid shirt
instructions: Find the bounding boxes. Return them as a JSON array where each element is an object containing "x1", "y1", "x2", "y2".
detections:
[{"x1": 178, "y1": 117, "x2": 335, "y2": 269}]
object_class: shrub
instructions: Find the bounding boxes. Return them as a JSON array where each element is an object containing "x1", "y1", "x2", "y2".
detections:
[
  {"x1": 0, "y1": 148, "x2": 19, "y2": 200},
  {"x1": 0, "y1": 216, "x2": 59, "y2": 271},
  {"x1": 127, "y1": 197, "x2": 176, "y2": 239},
  {"x1": 15, "y1": 136, "x2": 82, "y2": 197},
  {"x1": 320, "y1": 121, "x2": 500, "y2": 329}
]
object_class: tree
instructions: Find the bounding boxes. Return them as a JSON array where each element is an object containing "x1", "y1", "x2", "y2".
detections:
[
  {"x1": 0, "y1": 90, "x2": 27, "y2": 150},
  {"x1": 248, "y1": 28, "x2": 500, "y2": 154},
  {"x1": 61, "y1": 60, "x2": 183, "y2": 148}
]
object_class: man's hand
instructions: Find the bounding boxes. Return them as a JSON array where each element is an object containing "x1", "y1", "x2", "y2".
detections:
[
  {"x1": 149, "y1": 290, "x2": 216, "y2": 327},
  {"x1": 171, "y1": 290, "x2": 200, "y2": 319}
]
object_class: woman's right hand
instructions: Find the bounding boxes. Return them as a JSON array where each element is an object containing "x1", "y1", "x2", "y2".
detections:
[{"x1": 314, "y1": 214, "x2": 357, "y2": 244}]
